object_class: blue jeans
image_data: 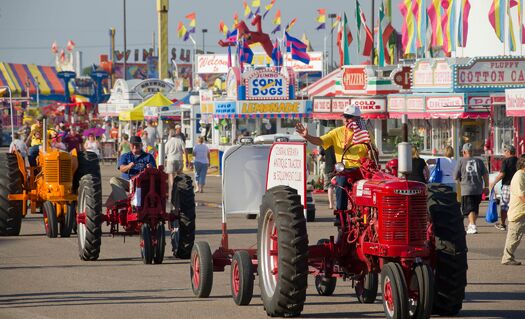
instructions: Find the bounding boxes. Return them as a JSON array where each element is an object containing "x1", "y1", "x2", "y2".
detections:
[
  {"x1": 336, "y1": 175, "x2": 350, "y2": 210},
  {"x1": 194, "y1": 161, "x2": 208, "y2": 186},
  {"x1": 28, "y1": 145, "x2": 40, "y2": 167}
]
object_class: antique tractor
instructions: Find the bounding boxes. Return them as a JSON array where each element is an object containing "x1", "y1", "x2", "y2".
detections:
[
  {"x1": 190, "y1": 126, "x2": 467, "y2": 319},
  {"x1": 76, "y1": 166, "x2": 195, "y2": 264},
  {"x1": 0, "y1": 118, "x2": 101, "y2": 238}
]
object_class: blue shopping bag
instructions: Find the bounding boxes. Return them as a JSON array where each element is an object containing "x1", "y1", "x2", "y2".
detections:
[
  {"x1": 485, "y1": 188, "x2": 499, "y2": 223},
  {"x1": 428, "y1": 158, "x2": 443, "y2": 183}
]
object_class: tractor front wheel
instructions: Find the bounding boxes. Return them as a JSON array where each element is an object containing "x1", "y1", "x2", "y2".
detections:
[
  {"x1": 190, "y1": 241, "x2": 213, "y2": 298},
  {"x1": 314, "y1": 239, "x2": 337, "y2": 296},
  {"x1": 140, "y1": 223, "x2": 153, "y2": 264},
  {"x1": 356, "y1": 272, "x2": 378, "y2": 303},
  {"x1": 381, "y1": 262, "x2": 409, "y2": 319},
  {"x1": 43, "y1": 201, "x2": 58, "y2": 238},
  {"x1": 258, "y1": 185, "x2": 308, "y2": 317},
  {"x1": 409, "y1": 264, "x2": 434, "y2": 319},
  {"x1": 230, "y1": 250, "x2": 254, "y2": 305},
  {"x1": 153, "y1": 223, "x2": 166, "y2": 264},
  {"x1": 60, "y1": 203, "x2": 76, "y2": 238}
]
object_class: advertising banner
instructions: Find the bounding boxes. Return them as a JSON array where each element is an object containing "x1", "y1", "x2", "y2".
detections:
[
  {"x1": 245, "y1": 69, "x2": 289, "y2": 100},
  {"x1": 506, "y1": 88, "x2": 525, "y2": 116},
  {"x1": 238, "y1": 100, "x2": 306, "y2": 115},
  {"x1": 196, "y1": 54, "x2": 232, "y2": 74},
  {"x1": 425, "y1": 95, "x2": 464, "y2": 112},
  {"x1": 455, "y1": 57, "x2": 525, "y2": 90}
]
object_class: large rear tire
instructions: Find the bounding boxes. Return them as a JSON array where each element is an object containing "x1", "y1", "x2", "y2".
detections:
[
  {"x1": 356, "y1": 272, "x2": 378, "y2": 303},
  {"x1": 381, "y1": 262, "x2": 409, "y2": 319},
  {"x1": 190, "y1": 241, "x2": 213, "y2": 298},
  {"x1": 73, "y1": 151, "x2": 101, "y2": 192},
  {"x1": 77, "y1": 174, "x2": 102, "y2": 261},
  {"x1": 0, "y1": 152, "x2": 23, "y2": 236},
  {"x1": 43, "y1": 201, "x2": 58, "y2": 238},
  {"x1": 230, "y1": 250, "x2": 254, "y2": 306},
  {"x1": 258, "y1": 185, "x2": 308, "y2": 317},
  {"x1": 427, "y1": 184, "x2": 467, "y2": 316},
  {"x1": 173, "y1": 174, "x2": 196, "y2": 259},
  {"x1": 59, "y1": 203, "x2": 76, "y2": 238}
]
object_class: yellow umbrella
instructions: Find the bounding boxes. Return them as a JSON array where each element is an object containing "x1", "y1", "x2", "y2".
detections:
[{"x1": 118, "y1": 92, "x2": 173, "y2": 121}]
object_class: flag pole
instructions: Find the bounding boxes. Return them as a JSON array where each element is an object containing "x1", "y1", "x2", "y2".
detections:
[
  {"x1": 371, "y1": 0, "x2": 376, "y2": 65},
  {"x1": 323, "y1": 26, "x2": 327, "y2": 76}
]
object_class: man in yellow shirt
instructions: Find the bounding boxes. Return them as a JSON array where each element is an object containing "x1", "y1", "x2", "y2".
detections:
[
  {"x1": 26, "y1": 115, "x2": 44, "y2": 167},
  {"x1": 296, "y1": 105, "x2": 372, "y2": 210},
  {"x1": 501, "y1": 154, "x2": 525, "y2": 265}
]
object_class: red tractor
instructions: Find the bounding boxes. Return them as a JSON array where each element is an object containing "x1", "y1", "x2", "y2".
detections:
[
  {"x1": 190, "y1": 139, "x2": 467, "y2": 319},
  {"x1": 76, "y1": 167, "x2": 196, "y2": 264}
]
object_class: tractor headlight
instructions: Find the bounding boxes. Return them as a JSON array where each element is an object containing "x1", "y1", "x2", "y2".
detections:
[{"x1": 335, "y1": 162, "x2": 345, "y2": 173}]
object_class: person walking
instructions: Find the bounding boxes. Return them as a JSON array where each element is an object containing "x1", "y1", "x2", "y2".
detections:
[
  {"x1": 117, "y1": 133, "x2": 131, "y2": 158},
  {"x1": 408, "y1": 146, "x2": 429, "y2": 183},
  {"x1": 490, "y1": 144, "x2": 518, "y2": 231},
  {"x1": 193, "y1": 136, "x2": 210, "y2": 193},
  {"x1": 63, "y1": 127, "x2": 83, "y2": 153},
  {"x1": 84, "y1": 133, "x2": 101, "y2": 158},
  {"x1": 144, "y1": 120, "x2": 159, "y2": 151},
  {"x1": 320, "y1": 146, "x2": 336, "y2": 209},
  {"x1": 501, "y1": 154, "x2": 525, "y2": 265},
  {"x1": 9, "y1": 132, "x2": 28, "y2": 160},
  {"x1": 454, "y1": 143, "x2": 489, "y2": 235},
  {"x1": 427, "y1": 146, "x2": 457, "y2": 191},
  {"x1": 164, "y1": 129, "x2": 186, "y2": 196}
]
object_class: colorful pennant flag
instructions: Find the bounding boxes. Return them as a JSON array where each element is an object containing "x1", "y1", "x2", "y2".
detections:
[
  {"x1": 316, "y1": 8, "x2": 326, "y2": 30},
  {"x1": 263, "y1": 0, "x2": 276, "y2": 19},
  {"x1": 252, "y1": 0, "x2": 261, "y2": 15},
  {"x1": 285, "y1": 31, "x2": 308, "y2": 51},
  {"x1": 427, "y1": 0, "x2": 444, "y2": 48},
  {"x1": 271, "y1": 39, "x2": 283, "y2": 67},
  {"x1": 291, "y1": 45, "x2": 310, "y2": 64},
  {"x1": 186, "y1": 12, "x2": 196, "y2": 33},
  {"x1": 301, "y1": 33, "x2": 314, "y2": 51},
  {"x1": 331, "y1": 15, "x2": 341, "y2": 31},
  {"x1": 286, "y1": 18, "x2": 297, "y2": 32},
  {"x1": 416, "y1": 0, "x2": 426, "y2": 49},
  {"x1": 356, "y1": 0, "x2": 374, "y2": 56},
  {"x1": 379, "y1": 2, "x2": 395, "y2": 65},
  {"x1": 219, "y1": 20, "x2": 229, "y2": 35},
  {"x1": 337, "y1": 13, "x2": 353, "y2": 66},
  {"x1": 399, "y1": 0, "x2": 418, "y2": 54},
  {"x1": 271, "y1": 9, "x2": 281, "y2": 34},
  {"x1": 239, "y1": 40, "x2": 254, "y2": 64},
  {"x1": 177, "y1": 22, "x2": 189, "y2": 41},
  {"x1": 243, "y1": 1, "x2": 253, "y2": 19},
  {"x1": 488, "y1": 0, "x2": 505, "y2": 42},
  {"x1": 509, "y1": 0, "x2": 518, "y2": 51},
  {"x1": 457, "y1": 0, "x2": 471, "y2": 47},
  {"x1": 233, "y1": 12, "x2": 239, "y2": 29},
  {"x1": 518, "y1": 0, "x2": 524, "y2": 44},
  {"x1": 441, "y1": 0, "x2": 457, "y2": 54}
]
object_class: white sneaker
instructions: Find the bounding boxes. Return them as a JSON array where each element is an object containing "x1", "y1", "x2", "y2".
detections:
[{"x1": 466, "y1": 224, "x2": 478, "y2": 234}]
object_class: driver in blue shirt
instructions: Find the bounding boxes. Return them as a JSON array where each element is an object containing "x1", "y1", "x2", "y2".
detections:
[{"x1": 108, "y1": 136, "x2": 157, "y2": 203}]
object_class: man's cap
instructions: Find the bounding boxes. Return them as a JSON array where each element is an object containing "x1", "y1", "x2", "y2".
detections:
[
  {"x1": 462, "y1": 143, "x2": 472, "y2": 152},
  {"x1": 504, "y1": 144, "x2": 516, "y2": 153},
  {"x1": 36, "y1": 115, "x2": 44, "y2": 121},
  {"x1": 343, "y1": 105, "x2": 362, "y2": 117},
  {"x1": 130, "y1": 136, "x2": 142, "y2": 144},
  {"x1": 175, "y1": 124, "x2": 181, "y2": 129}
]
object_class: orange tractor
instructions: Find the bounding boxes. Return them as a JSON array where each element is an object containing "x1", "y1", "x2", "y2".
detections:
[{"x1": 0, "y1": 118, "x2": 101, "y2": 237}]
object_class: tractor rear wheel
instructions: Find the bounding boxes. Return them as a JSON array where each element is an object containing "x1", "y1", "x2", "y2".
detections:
[
  {"x1": 427, "y1": 184, "x2": 467, "y2": 316},
  {"x1": 230, "y1": 250, "x2": 254, "y2": 306},
  {"x1": 314, "y1": 239, "x2": 336, "y2": 296},
  {"x1": 408, "y1": 264, "x2": 434, "y2": 319},
  {"x1": 258, "y1": 185, "x2": 308, "y2": 317},
  {"x1": 381, "y1": 262, "x2": 409, "y2": 319},
  {"x1": 60, "y1": 203, "x2": 76, "y2": 238},
  {"x1": 153, "y1": 223, "x2": 166, "y2": 264},
  {"x1": 356, "y1": 272, "x2": 378, "y2": 303},
  {"x1": 190, "y1": 241, "x2": 213, "y2": 298},
  {"x1": 43, "y1": 201, "x2": 58, "y2": 238},
  {"x1": 73, "y1": 151, "x2": 101, "y2": 192},
  {"x1": 174, "y1": 174, "x2": 196, "y2": 259},
  {"x1": 77, "y1": 174, "x2": 102, "y2": 261},
  {"x1": 0, "y1": 152, "x2": 23, "y2": 236},
  {"x1": 140, "y1": 223, "x2": 153, "y2": 264}
]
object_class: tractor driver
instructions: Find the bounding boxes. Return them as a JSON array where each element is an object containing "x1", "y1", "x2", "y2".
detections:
[
  {"x1": 108, "y1": 136, "x2": 157, "y2": 204},
  {"x1": 296, "y1": 105, "x2": 375, "y2": 211}
]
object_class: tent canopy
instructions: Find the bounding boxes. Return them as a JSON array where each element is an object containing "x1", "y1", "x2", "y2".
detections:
[{"x1": 118, "y1": 92, "x2": 173, "y2": 121}]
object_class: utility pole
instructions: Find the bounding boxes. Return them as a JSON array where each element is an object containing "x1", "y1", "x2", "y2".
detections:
[
  {"x1": 157, "y1": 0, "x2": 169, "y2": 80},
  {"x1": 123, "y1": 0, "x2": 127, "y2": 80},
  {"x1": 328, "y1": 13, "x2": 337, "y2": 71}
]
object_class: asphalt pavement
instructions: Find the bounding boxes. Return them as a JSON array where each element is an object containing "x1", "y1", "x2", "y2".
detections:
[{"x1": 0, "y1": 162, "x2": 524, "y2": 319}]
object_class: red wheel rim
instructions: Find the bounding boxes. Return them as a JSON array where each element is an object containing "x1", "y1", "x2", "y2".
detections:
[
  {"x1": 384, "y1": 277, "x2": 394, "y2": 316},
  {"x1": 270, "y1": 223, "x2": 278, "y2": 281},
  {"x1": 232, "y1": 260, "x2": 240, "y2": 297},
  {"x1": 192, "y1": 253, "x2": 200, "y2": 289}
]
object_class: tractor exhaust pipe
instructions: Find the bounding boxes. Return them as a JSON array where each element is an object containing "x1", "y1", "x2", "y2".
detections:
[
  {"x1": 397, "y1": 114, "x2": 412, "y2": 178},
  {"x1": 42, "y1": 117, "x2": 47, "y2": 154}
]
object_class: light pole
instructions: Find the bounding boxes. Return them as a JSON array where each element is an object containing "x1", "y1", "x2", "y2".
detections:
[
  {"x1": 202, "y1": 28, "x2": 208, "y2": 53},
  {"x1": 0, "y1": 86, "x2": 15, "y2": 138},
  {"x1": 123, "y1": 0, "x2": 127, "y2": 80},
  {"x1": 35, "y1": 75, "x2": 40, "y2": 108},
  {"x1": 328, "y1": 13, "x2": 337, "y2": 72}
]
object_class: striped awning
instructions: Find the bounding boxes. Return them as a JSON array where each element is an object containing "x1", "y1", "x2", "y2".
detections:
[{"x1": 0, "y1": 62, "x2": 73, "y2": 96}]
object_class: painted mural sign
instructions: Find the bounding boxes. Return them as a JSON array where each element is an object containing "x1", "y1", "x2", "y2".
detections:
[
  {"x1": 342, "y1": 67, "x2": 367, "y2": 91},
  {"x1": 455, "y1": 57, "x2": 525, "y2": 89},
  {"x1": 245, "y1": 69, "x2": 289, "y2": 100},
  {"x1": 350, "y1": 98, "x2": 386, "y2": 113},
  {"x1": 413, "y1": 59, "x2": 452, "y2": 89}
]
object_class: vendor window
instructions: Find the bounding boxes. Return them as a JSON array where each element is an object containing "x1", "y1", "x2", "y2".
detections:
[
  {"x1": 261, "y1": 118, "x2": 277, "y2": 135},
  {"x1": 431, "y1": 119, "x2": 452, "y2": 155},
  {"x1": 382, "y1": 119, "x2": 402, "y2": 154},
  {"x1": 217, "y1": 118, "x2": 232, "y2": 145},
  {"x1": 493, "y1": 105, "x2": 514, "y2": 155},
  {"x1": 460, "y1": 119, "x2": 486, "y2": 156},
  {"x1": 408, "y1": 119, "x2": 431, "y2": 153},
  {"x1": 236, "y1": 118, "x2": 257, "y2": 137}
]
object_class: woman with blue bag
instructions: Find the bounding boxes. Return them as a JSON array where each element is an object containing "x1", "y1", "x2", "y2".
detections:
[{"x1": 428, "y1": 146, "x2": 457, "y2": 191}]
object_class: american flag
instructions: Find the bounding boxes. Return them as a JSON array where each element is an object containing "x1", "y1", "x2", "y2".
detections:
[{"x1": 347, "y1": 120, "x2": 370, "y2": 144}]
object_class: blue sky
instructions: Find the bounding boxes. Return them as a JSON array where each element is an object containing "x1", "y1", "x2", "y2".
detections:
[{"x1": 0, "y1": 0, "x2": 394, "y2": 66}]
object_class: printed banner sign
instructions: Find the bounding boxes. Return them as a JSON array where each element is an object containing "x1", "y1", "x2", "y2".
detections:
[
  {"x1": 199, "y1": 89, "x2": 214, "y2": 113},
  {"x1": 214, "y1": 101, "x2": 237, "y2": 116},
  {"x1": 245, "y1": 70, "x2": 289, "y2": 100},
  {"x1": 350, "y1": 98, "x2": 386, "y2": 113},
  {"x1": 456, "y1": 57, "x2": 525, "y2": 89},
  {"x1": 196, "y1": 54, "x2": 232, "y2": 74},
  {"x1": 342, "y1": 67, "x2": 367, "y2": 91},
  {"x1": 313, "y1": 99, "x2": 331, "y2": 113},
  {"x1": 238, "y1": 100, "x2": 306, "y2": 115},
  {"x1": 467, "y1": 96, "x2": 491, "y2": 111},
  {"x1": 506, "y1": 89, "x2": 525, "y2": 116},
  {"x1": 425, "y1": 95, "x2": 464, "y2": 111}
]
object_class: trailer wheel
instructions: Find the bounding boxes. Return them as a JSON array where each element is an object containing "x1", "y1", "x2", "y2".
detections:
[
  {"x1": 140, "y1": 224, "x2": 153, "y2": 264},
  {"x1": 190, "y1": 241, "x2": 213, "y2": 298},
  {"x1": 0, "y1": 152, "x2": 23, "y2": 236},
  {"x1": 174, "y1": 174, "x2": 195, "y2": 259},
  {"x1": 356, "y1": 272, "x2": 378, "y2": 303},
  {"x1": 153, "y1": 223, "x2": 166, "y2": 264},
  {"x1": 230, "y1": 250, "x2": 254, "y2": 305},
  {"x1": 43, "y1": 201, "x2": 58, "y2": 238},
  {"x1": 77, "y1": 174, "x2": 102, "y2": 261},
  {"x1": 314, "y1": 239, "x2": 336, "y2": 296},
  {"x1": 59, "y1": 203, "x2": 76, "y2": 238},
  {"x1": 258, "y1": 185, "x2": 308, "y2": 317},
  {"x1": 408, "y1": 264, "x2": 434, "y2": 319},
  {"x1": 382, "y1": 262, "x2": 409, "y2": 319},
  {"x1": 427, "y1": 184, "x2": 467, "y2": 316}
]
